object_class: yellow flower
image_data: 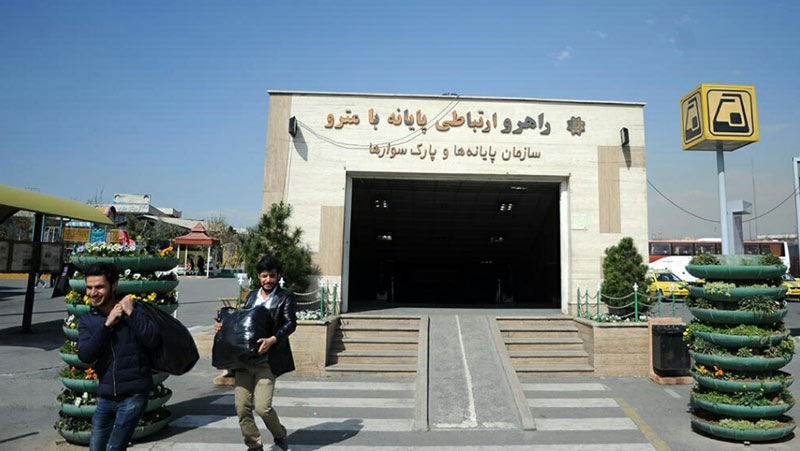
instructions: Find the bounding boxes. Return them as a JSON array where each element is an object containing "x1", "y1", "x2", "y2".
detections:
[
  {"x1": 83, "y1": 295, "x2": 91, "y2": 305},
  {"x1": 148, "y1": 292, "x2": 157, "y2": 301}
]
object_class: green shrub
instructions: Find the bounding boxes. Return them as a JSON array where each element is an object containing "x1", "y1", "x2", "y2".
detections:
[
  {"x1": 690, "y1": 254, "x2": 721, "y2": 265},
  {"x1": 759, "y1": 254, "x2": 783, "y2": 266},
  {"x1": 601, "y1": 237, "x2": 648, "y2": 308},
  {"x1": 243, "y1": 202, "x2": 318, "y2": 293}
]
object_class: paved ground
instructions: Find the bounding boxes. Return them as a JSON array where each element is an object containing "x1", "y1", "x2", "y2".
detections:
[{"x1": 0, "y1": 279, "x2": 798, "y2": 450}]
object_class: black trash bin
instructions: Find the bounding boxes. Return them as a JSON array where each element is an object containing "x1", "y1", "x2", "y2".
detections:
[{"x1": 652, "y1": 324, "x2": 690, "y2": 377}]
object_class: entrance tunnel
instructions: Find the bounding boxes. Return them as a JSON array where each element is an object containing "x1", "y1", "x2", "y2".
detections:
[{"x1": 348, "y1": 178, "x2": 561, "y2": 308}]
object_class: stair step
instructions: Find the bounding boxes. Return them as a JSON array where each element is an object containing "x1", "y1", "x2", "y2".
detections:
[
  {"x1": 515, "y1": 364, "x2": 594, "y2": 373},
  {"x1": 340, "y1": 314, "x2": 421, "y2": 320},
  {"x1": 499, "y1": 325, "x2": 578, "y2": 332},
  {"x1": 334, "y1": 350, "x2": 417, "y2": 357},
  {"x1": 504, "y1": 337, "x2": 583, "y2": 344},
  {"x1": 325, "y1": 363, "x2": 417, "y2": 377},
  {"x1": 340, "y1": 324, "x2": 419, "y2": 331},
  {"x1": 508, "y1": 350, "x2": 588, "y2": 358},
  {"x1": 339, "y1": 336, "x2": 418, "y2": 344}
]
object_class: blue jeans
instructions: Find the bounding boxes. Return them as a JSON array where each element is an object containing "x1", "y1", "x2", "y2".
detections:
[{"x1": 90, "y1": 392, "x2": 148, "y2": 451}]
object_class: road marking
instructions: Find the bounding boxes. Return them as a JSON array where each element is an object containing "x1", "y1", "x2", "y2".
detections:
[
  {"x1": 616, "y1": 397, "x2": 671, "y2": 451},
  {"x1": 529, "y1": 398, "x2": 619, "y2": 408},
  {"x1": 535, "y1": 417, "x2": 638, "y2": 431},
  {"x1": 433, "y1": 314, "x2": 478, "y2": 429},
  {"x1": 210, "y1": 396, "x2": 413, "y2": 408},
  {"x1": 170, "y1": 415, "x2": 413, "y2": 431},
  {"x1": 663, "y1": 388, "x2": 682, "y2": 399},
  {"x1": 521, "y1": 382, "x2": 607, "y2": 392},
  {"x1": 276, "y1": 380, "x2": 414, "y2": 391},
  {"x1": 133, "y1": 444, "x2": 658, "y2": 451}
]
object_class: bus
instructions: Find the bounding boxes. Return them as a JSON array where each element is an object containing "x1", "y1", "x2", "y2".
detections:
[{"x1": 648, "y1": 239, "x2": 790, "y2": 283}]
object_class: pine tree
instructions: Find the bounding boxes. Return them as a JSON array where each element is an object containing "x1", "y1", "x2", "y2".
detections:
[
  {"x1": 243, "y1": 202, "x2": 316, "y2": 293},
  {"x1": 601, "y1": 237, "x2": 649, "y2": 308}
]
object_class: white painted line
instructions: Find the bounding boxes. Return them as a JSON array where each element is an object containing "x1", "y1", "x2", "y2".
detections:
[
  {"x1": 535, "y1": 417, "x2": 638, "y2": 431},
  {"x1": 435, "y1": 315, "x2": 478, "y2": 429},
  {"x1": 663, "y1": 388, "x2": 682, "y2": 399},
  {"x1": 210, "y1": 396, "x2": 413, "y2": 408},
  {"x1": 133, "y1": 443, "x2": 657, "y2": 451},
  {"x1": 275, "y1": 380, "x2": 414, "y2": 391},
  {"x1": 170, "y1": 415, "x2": 413, "y2": 431},
  {"x1": 479, "y1": 421, "x2": 518, "y2": 429},
  {"x1": 529, "y1": 398, "x2": 619, "y2": 408},
  {"x1": 521, "y1": 383, "x2": 607, "y2": 392}
]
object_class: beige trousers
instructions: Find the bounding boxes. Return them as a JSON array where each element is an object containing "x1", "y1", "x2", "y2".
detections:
[{"x1": 234, "y1": 364, "x2": 287, "y2": 450}]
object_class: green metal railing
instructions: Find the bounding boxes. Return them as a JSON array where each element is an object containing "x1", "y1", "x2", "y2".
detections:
[{"x1": 576, "y1": 283, "x2": 678, "y2": 322}]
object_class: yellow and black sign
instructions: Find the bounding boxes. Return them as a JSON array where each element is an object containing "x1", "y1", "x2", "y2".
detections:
[{"x1": 680, "y1": 84, "x2": 758, "y2": 151}]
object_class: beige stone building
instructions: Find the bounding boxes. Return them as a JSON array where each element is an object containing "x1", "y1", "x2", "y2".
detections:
[{"x1": 262, "y1": 91, "x2": 648, "y2": 314}]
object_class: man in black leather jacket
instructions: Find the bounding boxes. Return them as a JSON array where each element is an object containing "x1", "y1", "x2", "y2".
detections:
[
  {"x1": 77, "y1": 262, "x2": 160, "y2": 451},
  {"x1": 215, "y1": 256, "x2": 297, "y2": 451}
]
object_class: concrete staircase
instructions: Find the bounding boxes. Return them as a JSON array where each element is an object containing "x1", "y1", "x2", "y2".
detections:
[
  {"x1": 325, "y1": 315, "x2": 425, "y2": 377},
  {"x1": 495, "y1": 316, "x2": 594, "y2": 377}
]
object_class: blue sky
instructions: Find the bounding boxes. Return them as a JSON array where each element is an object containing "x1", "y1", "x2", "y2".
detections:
[{"x1": 1, "y1": 1, "x2": 798, "y2": 239}]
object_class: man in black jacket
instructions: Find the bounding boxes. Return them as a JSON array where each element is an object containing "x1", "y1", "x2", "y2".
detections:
[
  {"x1": 215, "y1": 256, "x2": 297, "y2": 451},
  {"x1": 77, "y1": 262, "x2": 160, "y2": 451}
]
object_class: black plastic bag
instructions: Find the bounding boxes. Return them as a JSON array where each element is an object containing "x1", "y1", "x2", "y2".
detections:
[
  {"x1": 138, "y1": 301, "x2": 199, "y2": 375},
  {"x1": 212, "y1": 306, "x2": 275, "y2": 370}
]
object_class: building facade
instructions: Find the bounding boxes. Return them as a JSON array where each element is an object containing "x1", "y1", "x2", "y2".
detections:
[{"x1": 263, "y1": 91, "x2": 648, "y2": 313}]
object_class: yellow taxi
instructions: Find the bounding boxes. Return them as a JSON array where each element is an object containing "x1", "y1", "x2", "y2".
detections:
[
  {"x1": 781, "y1": 274, "x2": 800, "y2": 301},
  {"x1": 646, "y1": 270, "x2": 689, "y2": 299}
]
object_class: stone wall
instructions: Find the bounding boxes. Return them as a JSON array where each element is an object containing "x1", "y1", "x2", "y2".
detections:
[{"x1": 574, "y1": 318, "x2": 650, "y2": 376}]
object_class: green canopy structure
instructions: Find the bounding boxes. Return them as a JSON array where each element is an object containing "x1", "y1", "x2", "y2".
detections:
[
  {"x1": 0, "y1": 184, "x2": 113, "y2": 225},
  {"x1": 0, "y1": 183, "x2": 113, "y2": 331}
]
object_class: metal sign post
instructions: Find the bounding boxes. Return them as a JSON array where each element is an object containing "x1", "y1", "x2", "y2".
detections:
[
  {"x1": 717, "y1": 149, "x2": 731, "y2": 254},
  {"x1": 680, "y1": 84, "x2": 759, "y2": 255},
  {"x1": 793, "y1": 157, "x2": 800, "y2": 267}
]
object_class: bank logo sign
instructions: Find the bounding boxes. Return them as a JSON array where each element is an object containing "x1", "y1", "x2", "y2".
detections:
[{"x1": 680, "y1": 84, "x2": 758, "y2": 151}]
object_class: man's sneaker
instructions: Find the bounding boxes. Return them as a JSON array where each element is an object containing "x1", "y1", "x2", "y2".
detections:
[{"x1": 273, "y1": 437, "x2": 289, "y2": 451}]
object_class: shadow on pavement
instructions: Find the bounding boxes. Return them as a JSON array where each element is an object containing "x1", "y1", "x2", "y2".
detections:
[
  {"x1": 134, "y1": 393, "x2": 364, "y2": 450},
  {"x1": 0, "y1": 319, "x2": 64, "y2": 351}
]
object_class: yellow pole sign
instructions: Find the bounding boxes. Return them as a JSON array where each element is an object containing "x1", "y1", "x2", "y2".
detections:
[{"x1": 680, "y1": 84, "x2": 758, "y2": 151}]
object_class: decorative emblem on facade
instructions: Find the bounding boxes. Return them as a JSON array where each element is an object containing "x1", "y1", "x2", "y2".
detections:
[{"x1": 566, "y1": 116, "x2": 586, "y2": 136}]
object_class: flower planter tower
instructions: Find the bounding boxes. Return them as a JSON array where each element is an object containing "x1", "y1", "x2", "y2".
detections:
[
  {"x1": 54, "y1": 243, "x2": 179, "y2": 445},
  {"x1": 685, "y1": 254, "x2": 795, "y2": 442}
]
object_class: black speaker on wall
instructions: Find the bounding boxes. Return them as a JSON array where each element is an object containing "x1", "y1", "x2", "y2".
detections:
[{"x1": 288, "y1": 116, "x2": 298, "y2": 137}]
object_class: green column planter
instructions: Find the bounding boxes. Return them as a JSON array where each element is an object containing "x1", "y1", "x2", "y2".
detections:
[
  {"x1": 59, "y1": 353, "x2": 90, "y2": 369},
  {"x1": 72, "y1": 256, "x2": 179, "y2": 272},
  {"x1": 62, "y1": 326, "x2": 79, "y2": 340},
  {"x1": 686, "y1": 256, "x2": 795, "y2": 443},
  {"x1": 691, "y1": 371, "x2": 793, "y2": 393},
  {"x1": 691, "y1": 352, "x2": 792, "y2": 372},
  {"x1": 691, "y1": 415, "x2": 796, "y2": 442},
  {"x1": 65, "y1": 304, "x2": 91, "y2": 316},
  {"x1": 69, "y1": 279, "x2": 179, "y2": 295},
  {"x1": 691, "y1": 397, "x2": 794, "y2": 418},
  {"x1": 692, "y1": 330, "x2": 789, "y2": 348}
]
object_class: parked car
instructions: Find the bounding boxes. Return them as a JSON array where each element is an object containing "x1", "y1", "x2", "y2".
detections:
[
  {"x1": 646, "y1": 270, "x2": 689, "y2": 299},
  {"x1": 781, "y1": 274, "x2": 800, "y2": 301}
]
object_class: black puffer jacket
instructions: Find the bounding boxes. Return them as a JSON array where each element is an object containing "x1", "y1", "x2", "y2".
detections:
[{"x1": 78, "y1": 302, "x2": 161, "y2": 397}]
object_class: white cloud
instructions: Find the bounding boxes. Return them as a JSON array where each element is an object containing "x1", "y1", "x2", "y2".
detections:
[
  {"x1": 554, "y1": 47, "x2": 572, "y2": 62},
  {"x1": 677, "y1": 15, "x2": 692, "y2": 25},
  {"x1": 594, "y1": 31, "x2": 607, "y2": 39}
]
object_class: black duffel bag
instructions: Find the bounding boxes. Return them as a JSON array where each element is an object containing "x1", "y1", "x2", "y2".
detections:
[
  {"x1": 138, "y1": 301, "x2": 199, "y2": 375},
  {"x1": 212, "y1": 306, "x2": 275, "y2": 370}
]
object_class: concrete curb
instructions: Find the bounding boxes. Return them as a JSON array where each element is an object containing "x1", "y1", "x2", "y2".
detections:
[
  {"x1": 414, "y1": 315, "x2": 430, "y2": 431},
  {"x1": 486, "y1": 316, "x2": 536, "y2": 431}
]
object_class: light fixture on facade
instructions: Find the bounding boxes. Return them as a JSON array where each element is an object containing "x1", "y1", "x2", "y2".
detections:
[
  {"x1": 510, "y1": 186, "x2": 527, "y2": 191},
  {"x1": 377, "y1": 234, "x2": 393, "y2": 241},
  {"x1": 373, "y1": 199, "x2": 390, "y2": 209},
  {"x1": 620, "y1": 127, "x2": 630, "y2": 146},
  {"x1": 499, "y1": 202, "x2": 514, "y2": 212},
  {"x1": 489, "y1": 235, "x2": 504, "y2": 244}
]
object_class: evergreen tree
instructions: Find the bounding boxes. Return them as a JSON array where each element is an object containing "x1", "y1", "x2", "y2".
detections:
[
  {"x1": 244, "y1": 202, "x2": 316, "y2": 292},
  {"x1": 601, "y1": 237, "x2": 649, "y2": 308}
]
